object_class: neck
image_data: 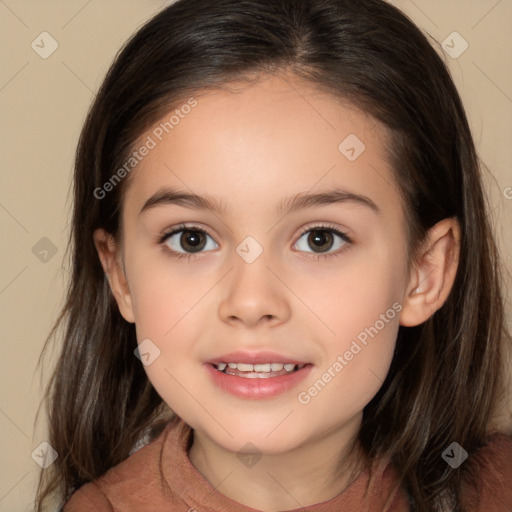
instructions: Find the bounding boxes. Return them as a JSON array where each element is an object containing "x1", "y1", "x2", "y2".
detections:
[{"x1": 188, "y1": 414, "x2": 367, "y2": 511}]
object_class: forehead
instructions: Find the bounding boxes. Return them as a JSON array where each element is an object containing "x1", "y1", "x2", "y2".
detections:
[{"x1": 124, "y1": 73, "x2": 400, "y2": 219}]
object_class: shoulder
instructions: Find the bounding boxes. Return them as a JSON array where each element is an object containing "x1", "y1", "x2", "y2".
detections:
[
  {"x1": 63, "y1": 480, "x2": 114, "y2": 512},
  {"x1": 63, "y1": 417, "x2": 182, "y2": 511},
  {"x1": 463, "y1": 431, "x2": 512, "y2": 510}
]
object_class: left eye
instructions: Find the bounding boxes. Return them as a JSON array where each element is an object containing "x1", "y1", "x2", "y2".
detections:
[{"x1": 294, "y1": 227, "x2": 350, "y2": 255}]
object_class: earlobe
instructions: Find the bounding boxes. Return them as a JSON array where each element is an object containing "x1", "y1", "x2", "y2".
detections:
[
  {"x1": 93, "y1": 229, "x2": 136, "y2": 324},
  {"x1": 399, "y1": 217, "x2": 461, "y2": 327}
]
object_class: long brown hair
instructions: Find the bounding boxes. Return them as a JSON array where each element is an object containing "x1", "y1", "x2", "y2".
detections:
[{"x1": 35, "y1": 0, "x2": 511, "y2": 510}]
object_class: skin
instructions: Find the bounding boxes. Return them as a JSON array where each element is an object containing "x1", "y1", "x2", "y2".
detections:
[{"x1": 95, "y1": 72, "x2": 461, "y2": 511}]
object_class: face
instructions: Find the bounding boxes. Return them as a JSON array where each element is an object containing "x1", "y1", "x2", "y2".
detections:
[{"x1": 108, "y1": 73, "x2": 412, "y2": 455}]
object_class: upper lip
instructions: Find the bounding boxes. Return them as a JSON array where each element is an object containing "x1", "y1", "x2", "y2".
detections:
[{"x1": 205, "y1": 351, "x2": 309, "y2": 365}]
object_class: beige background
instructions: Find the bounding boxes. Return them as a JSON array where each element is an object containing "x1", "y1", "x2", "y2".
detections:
[{"x1": 0, "y1": 1, "x2": 511, "y2": 510}]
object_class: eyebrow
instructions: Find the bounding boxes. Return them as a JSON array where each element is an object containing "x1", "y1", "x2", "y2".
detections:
[{"x1": 139, "y1": 186, "x2": 380, "y2": 216}]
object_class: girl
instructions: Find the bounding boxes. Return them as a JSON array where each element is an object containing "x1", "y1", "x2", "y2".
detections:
[{"x1": 35, "y1": 0, "x2": 512, "y2": 511}]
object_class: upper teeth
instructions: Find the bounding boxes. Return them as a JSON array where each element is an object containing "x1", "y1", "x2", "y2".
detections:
[{"x1": 216, "y1": 362, "x2": 301, "y2": 372}]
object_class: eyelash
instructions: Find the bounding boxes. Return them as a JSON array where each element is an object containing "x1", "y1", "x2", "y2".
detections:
[{"x1": 158, "y1": 223, "x2": 353, "y2": 262}]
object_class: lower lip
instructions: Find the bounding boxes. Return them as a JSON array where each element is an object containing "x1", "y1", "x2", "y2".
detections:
[{"x1": 204, "y1": 363, "x2": 313, "y2": 399}]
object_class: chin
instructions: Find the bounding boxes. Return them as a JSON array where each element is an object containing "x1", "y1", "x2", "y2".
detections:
[{"x1": 192, "y1": 413, "x2": 309, "y2": 454}]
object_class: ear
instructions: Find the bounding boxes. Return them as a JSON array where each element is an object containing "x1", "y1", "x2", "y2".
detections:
[
  {"x1": 93, "y1": 228, "x2": 135, "y2": 323},
  {"x1": 399, "y1": 217, "x2": 461, "y2": 327}
]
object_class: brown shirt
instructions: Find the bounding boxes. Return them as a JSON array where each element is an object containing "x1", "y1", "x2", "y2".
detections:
[{"x1": 63, "y1": 416, "x2": 512, "y2": 511}]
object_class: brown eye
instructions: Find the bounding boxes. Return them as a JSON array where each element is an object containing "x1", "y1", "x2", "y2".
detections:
[
  {"x1": 307, "y1": 230, "x2": 334, "y2": 253},
  {"x1": 294, "y1": 225, "x2": 350, "y2": 257},
  {"x1": 179, "y1": 230, "x2": 206, "y2": 252},
  {"x1": 162, "y1": 226, "x2": 218, "y2": 254}
]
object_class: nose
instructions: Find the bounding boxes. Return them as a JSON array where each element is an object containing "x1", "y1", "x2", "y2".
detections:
[{"x1": 218, "y1": 255, "x2": 291, "y2": 328}]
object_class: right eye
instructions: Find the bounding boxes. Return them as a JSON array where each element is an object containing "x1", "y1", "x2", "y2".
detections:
[{"x1": 160, "y1": 224, "x2": 219, "y2": 256}]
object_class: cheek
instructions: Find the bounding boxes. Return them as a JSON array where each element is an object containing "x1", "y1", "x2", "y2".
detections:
[
  {"x1": 126, "y1": 249, "x2": 206, "y2": 338},
  {"x1": 300, "y1": 242, "x2": 406, "y2": 342},
  {"x1": 297, "y1": 276, "x2": 402, "y2": 419},
  {"x1": 125, "y1": 251, "x2": 212, "y2": 390},
  {"x1": 294, "y1": 247, "x2": 404, "y2": 405},
  {"x1": 296, "y1": 332, "x2": 397, "y2": 424},
  {"x1": 125, "y1": 255, "x2": 208, "y2": 413}
]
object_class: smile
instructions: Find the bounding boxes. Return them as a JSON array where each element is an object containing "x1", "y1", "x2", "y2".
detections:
[
  {"x1": 205, "y1": 352, "x2": 313, "y2": 398},
  {"x1": 214, "y1": 362, "x2": 306, "y2": 379}
]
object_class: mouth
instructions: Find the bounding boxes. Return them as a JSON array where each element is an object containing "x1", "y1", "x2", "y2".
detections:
[
  {"x1": 212, "y1": 361, "x2": 307, "y2": 379},
  {"x1": 204, "y1": 352, "x2": 313, "y2": 399}
]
